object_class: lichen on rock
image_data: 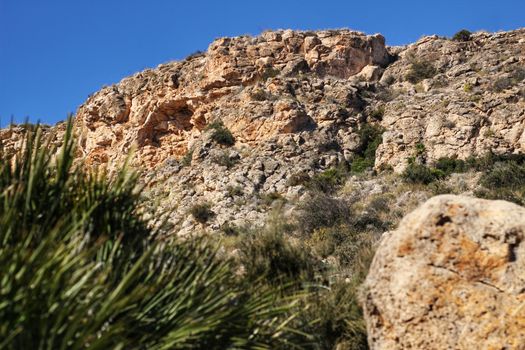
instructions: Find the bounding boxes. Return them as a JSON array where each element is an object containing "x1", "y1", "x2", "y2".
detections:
[{"x1": 362, "y1": 195, "x2": 525, "y2": 349}]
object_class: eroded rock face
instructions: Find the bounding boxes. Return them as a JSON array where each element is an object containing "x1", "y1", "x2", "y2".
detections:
[
  {"x1": 4, "y1": 28, "x2": 525, "y2": 234},
  {"x1": 362, "y1": 195, "x2": 525, "y2": 349},
  {"x1": 75, "y1": 29, "x2": 389, "y2": 168},
  {"x1": 376, "y1": 30, "x2": 525, "y2": 172}
]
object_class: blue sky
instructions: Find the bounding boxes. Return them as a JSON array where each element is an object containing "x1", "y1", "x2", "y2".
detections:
[{"x1": 1, "y1": 0, "x2": 524, "y2": 126}]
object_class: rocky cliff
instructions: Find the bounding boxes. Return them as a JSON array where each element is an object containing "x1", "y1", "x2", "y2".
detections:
[
  {"x1": 4, "y1": 27, "x2": 525, "y2": 349},
  {"x1": 3, "y1": 28, "x2": 525, "y2": 234},
  {"x1": 74, "y1": 29, "x2": 389, "y2": 167}
]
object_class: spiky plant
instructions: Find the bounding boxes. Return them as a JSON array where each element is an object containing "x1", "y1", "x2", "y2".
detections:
[{"x1": 0, "y1": 119, "x2": 308, "y2": 349}]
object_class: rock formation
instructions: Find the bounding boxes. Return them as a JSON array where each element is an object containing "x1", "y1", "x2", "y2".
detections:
[
  {"x1": 3, "y1": 28, "x2": 525, "y2": 233},
  {"x1": 74, "y1": 29, "x2": 389, "y2": 168},
  {"x1": 376, "y1": 30, "x2": 525, "y2": 172},
  {"x1": 362, "y1": 195, "x2": 525, "y2": 349}
]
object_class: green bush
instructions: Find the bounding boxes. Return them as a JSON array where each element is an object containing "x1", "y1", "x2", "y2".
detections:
[
  {"x1": 415, "y1": 142, "x2": 426, "y2": 156},
  {"x1": 298, "y1": 242, "x2": 374, "y2": 350},
  {"x1": 369, "y1": 106, "x2": 385, "y2": 121},
  {"x1": 287, "y1": 171, "x2": 311, "y2": 187},
  {"x1": 250, "y1": 89, "x2": 270, "y2": 101},
  {"x1": 307, "y1": 165, "x2": 349, "y2": 194},
  {"x1": 260, "y1": 191, "x2": 285, "y2": 206},
  {"x1": 189, "y1": 202, "x2": 215, "y2": 223},
  {"x1": 492, "y1": 67, "x2": 525, "y2": 92},
  {"x1": 351, "y1": 123, "x2": 384, "y2": 173},
  {"x1": 186, "y1": 50, "x2": 205, "y2": 60},
  {"x1": 452, "y1": 29, "x2": 472, "y2": 41},
  {"x1": 236, "y1": 215, "x2": 375, "y2": 349},
  {"x1": 220, "y1": 222, "x2": 240, "y2": 235},
  {"x1": 296, "y1": 192, "x2": 352, "y2": 234},
  {"x1": 0, "y1": 120, "x2": 307, "y2": 349},
  {"x1": 493, "y1": 76, "x2": 514, "y2": 92},
  {"x1": 480, "y1": 161, "x2": 525, "y2": 189},
  {"x1": 213, "y1": 151, "x2": 238, "y2": 169},
  {"x1": 474, "y1": 160, "x2": 525, "y2": 204},
  {"x1": 226, "y1": 185, "x2": 244, "y2": 197},
  {"x1": 405, "y1": 61, "x2": 437, "y2": 84},
  {"x1": 432, "y1": 157, "x2": 468, "y2": 175},
  {"x1": 237, "y1": 217, "x2": 317, "y2": 286},
  {"x1": 309, "y1": 224, "x2": 375, "y2": 264},
  {"x1": 261, "y1": 66, "x2": 280, "y2": 80},
  {"x1": 207, "y1": 121, "x2": 235, "y2": 146},
  {"x1": 181, "y1": 147, "x2": 193, "y2": 166},
  {"x1": 402, "y1": 162, "x2": 446, "y2": 185}
]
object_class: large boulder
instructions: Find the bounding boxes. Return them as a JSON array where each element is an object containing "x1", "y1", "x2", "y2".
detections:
[{"x1": 362, "y1": 195, "x2": 525, "y2": 349}]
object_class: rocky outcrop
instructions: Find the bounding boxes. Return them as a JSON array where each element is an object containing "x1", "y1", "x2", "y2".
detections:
[
  {"x1": 4, "y1": 28, "x2": 525, "y2": 234},
  {"x1": 0, "y1": 123, "x2": 65, "y2": 159},
  {"x1": 376, "y1": 30, "x2": 525, "y2": 172},
  {"x1": 362, "y1": 195, "x2": 525, "y2": 349},
  {"x1": 75, "y1": 29, "x2": 389, "y2": 168}
]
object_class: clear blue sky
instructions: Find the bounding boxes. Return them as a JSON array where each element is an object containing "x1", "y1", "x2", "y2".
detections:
[{"x1": 1, "y1": 0, "x2": 524, "y2": 126}]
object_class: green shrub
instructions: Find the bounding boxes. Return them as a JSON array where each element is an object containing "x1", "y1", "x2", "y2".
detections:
[
  {"x1": 474, "y1": 160, "x2": 525, "y2": 204},
  {"x1": 213, "y1": 151, "x2": 238, "y2": 169},
  {"x1": 221, "y1": 222, "x2": 240, "y2": 235},
  {"x1": 493, "y1": 76, "x2": 514, "y2": 92},
  {"x1": 405, "y1": 61, "x2": 437, "y2": 84},
  {"x1": 443, "y1": 119, "x2": 456, "y2": 128},
  {"x1": 510, "y1": 66, "x2": 525, "y2": 83},
  {"x1": 309, "y1": 224, "x2": 375, "y2": 264},
  {"x1": 466, "y1": 153, "x2": 525, "y2": 171},
  {"x1": 237, "y1": 217, "x2": 317, "y2": 286},
  {"x1": 250, "y1": 89, "x2": 270, "y2": 101},
  {"x1": 415, "y1": 142, "x2": 426, "y2": 155},
  {"x1": 226, "y1": 185, "x2": 244, "y2": 197},
  {"x1": 492, "y1": 67, "x2": 525, "y2": 92},
  {"x1": 0, "y1": 120, "x2": 307, "y2": 349},
  {"x1": 186, "y1": 50, "x2": 205, "y2": 60},
  {"x1": 235, "y1": 210, "x2": 377, "y2": 349},
  {"x1": 452, "y1": 29, "x2": 472, "y2": 41},
  {"x1": 480, "y1": 161, "x2": 525, "y2": 189},
  {"x1": 181, "y1": 147, "x2": 193, "y2": 166},
  {"x1": 369, "y1": 106, "x2": 385, "y2": 121},
  {"x1": 189, "y1": 203, "x2": 215, "y2": 223},
  {"x1": 350, "y1": 157, "x2": 374, "y2": 174},
  {"x1": 351, "y1": 123, "x2": 384, "y2": 173},
  {"x1": 287, "y1": 171, "x2": 311, "y2": 187},
  {"x1": 207, "y1": 121, "x2": 235, "y2": 146},
  {"x1": 298, "y1": 242, "x2": 374, "y2": 350},
  {"x1": 402, "y1": 162, "x2": 446, "y2": 185},
  {"x1": 296, "y1": 192, "x2": 352, "y2": 234},
  {"x1": 307, "y1": 164, "x2": 349, "y2": 194},
  {"x1": 433, "y1": 157, "x2": 467, "y2": 174},
  {"x1": 429, "y1": 180, "x2": 454, "y2": 195},
  {"x1": 260, "y1": 191, "x2": 285, "y2": 206}
]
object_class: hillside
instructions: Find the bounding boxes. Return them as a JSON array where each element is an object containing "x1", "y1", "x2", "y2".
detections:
[
  {"x1": 68, "y1": 28, "x2": 525, "y2": 234},
  {"x1": 2, "y1": 27, "x2": 525, "y2": 349}
]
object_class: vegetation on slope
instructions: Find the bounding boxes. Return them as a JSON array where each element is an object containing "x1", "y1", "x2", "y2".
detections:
[{"x1": 0, "y1": 120, "x2": 308, "y2": 350}]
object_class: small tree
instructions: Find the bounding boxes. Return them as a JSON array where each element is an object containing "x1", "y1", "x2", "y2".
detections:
[
  {"x1": 452, "y1": 29, "x2": 472, "y2": 42},
  {"x1": 206, "y1": 121, "x2": 235, "y2": 146}
]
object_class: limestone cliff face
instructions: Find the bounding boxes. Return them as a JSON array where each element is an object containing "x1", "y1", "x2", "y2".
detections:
[
  {"x1": 74, "y1": 29, "x2": 389, "y2": 168},
  {"x1": 376, "y1": 30, "x2": 525, "y2": 172},
  {"x1": 74, "y1": 29, "x2": 525, "y2": 173},
  {"x1": 4, "y1": 28, "x2": 525, "y2": 234}
]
